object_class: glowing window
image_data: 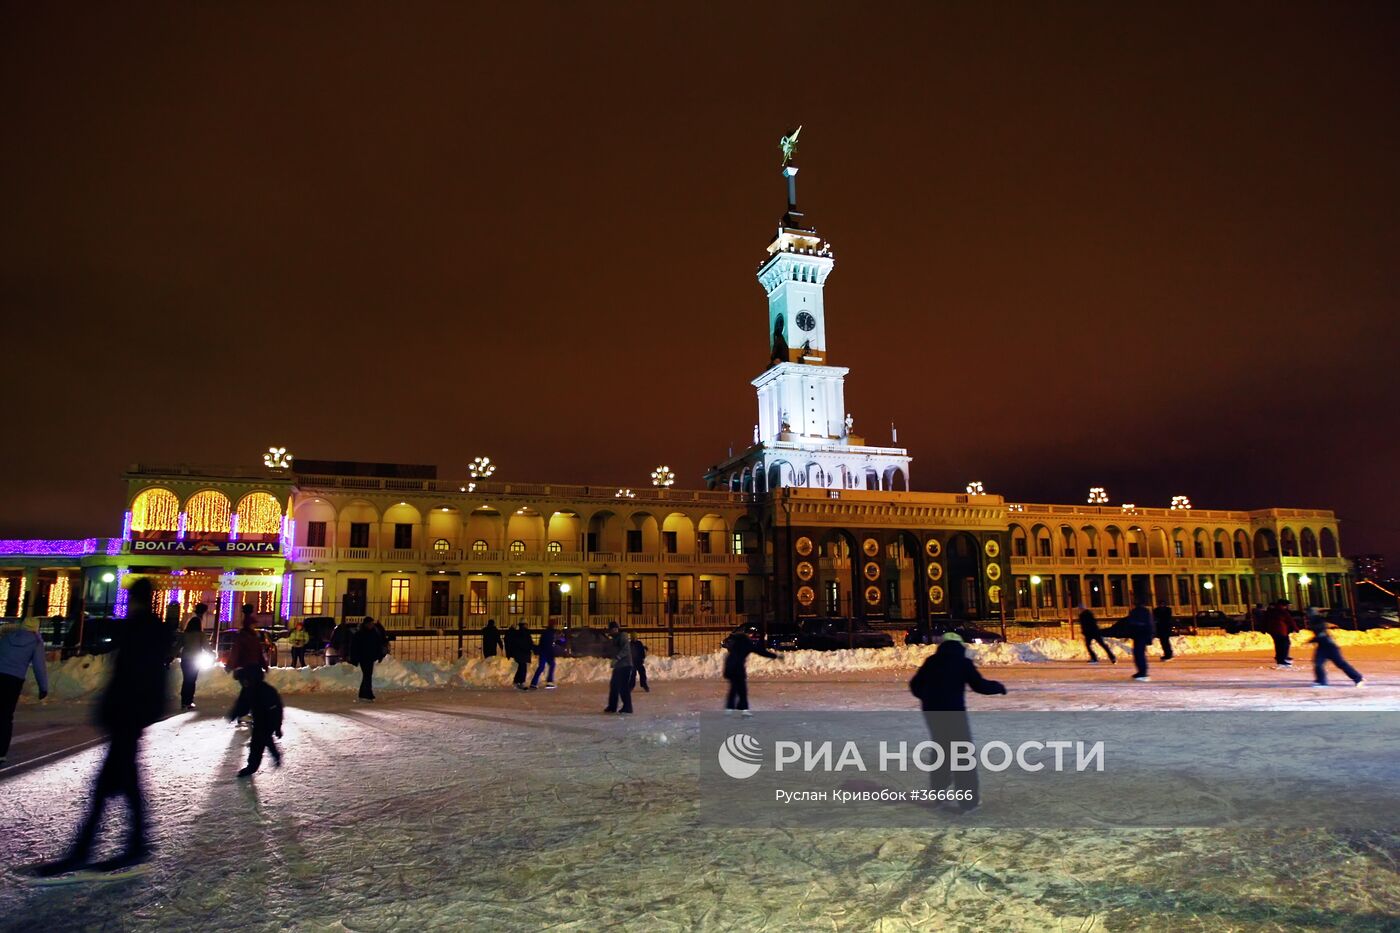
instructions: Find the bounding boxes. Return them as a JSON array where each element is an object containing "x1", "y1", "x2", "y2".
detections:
[
  {"x1": 130, "y1": 488, "x2": 180, "y2": 532},
  {"x1": 509, "y1": 540, "x2": 526, "y2": 556},
  {"x1": 473, "y1": 539, "x2": 489, "y2": 554},
  {"x1": 235, "y1": 492, "x2": 282, "y2": 536},
  {"x1": 547, "y1": 541, "x2": 562, "y2": 554},
  {"x1": 390, "y1": 579, "x2": 411, "y2": 614},
  {"x1": 433, "y1": 538, "x2": 450, "y2": 554},
  {"x1": 302, "y1": 578, "x2": 324, "y2": 615},
  {"x1": 185, "y1": 490, "x2": 233, "y2": 535}
]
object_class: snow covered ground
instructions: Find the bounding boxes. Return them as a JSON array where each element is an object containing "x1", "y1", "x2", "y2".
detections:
[{"x1": 2, "y1": 643, "x2": 1398, "y2": 931}]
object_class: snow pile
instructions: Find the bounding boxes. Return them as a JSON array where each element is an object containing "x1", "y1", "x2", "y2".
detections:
[{"x1": 25, "y1": 627, "x2": 1400, "y2": 701}]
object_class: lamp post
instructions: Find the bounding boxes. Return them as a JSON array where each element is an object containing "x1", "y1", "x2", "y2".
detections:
[
  {"x1": 560, "y1": 581, "x2": 572, "y2": 627},
  {"x1": 1030, "y1": 575, "x2": 1042, "y2": 621},
  {"x1": 1202, "y1": 578, "x2": 1214, "y2": 611},
  {"x1": 101, "y1": 571, "x2": 116, "y2": 611},
  {"x1": 1298, "y1": 573, "x2": 1312, "y2": 610}
]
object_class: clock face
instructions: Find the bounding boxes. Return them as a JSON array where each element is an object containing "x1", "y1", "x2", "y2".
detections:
[{"x1": 795, "y1": 311, "x2": 816, "y2": 332}]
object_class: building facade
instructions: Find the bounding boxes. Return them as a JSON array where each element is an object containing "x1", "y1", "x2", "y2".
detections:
[{"x1": 0, "y1": 156, "x2": 1355, "y2": 631}]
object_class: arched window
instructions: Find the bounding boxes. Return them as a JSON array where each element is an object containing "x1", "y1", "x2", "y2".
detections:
[
  {"x1": 185, "y1": 490, "x2": 232, "y2": 535},
  {"x1": 235, "y1": 492, "x2": 283, "y2": 537},
  {"x1": 509, "y1": 540, "x2": 526, "y2": 555},
  {"x1": 472, "y1": 539, "x2": 489, "y2": 554},
  {"x1": 546, "y1": 541, "x2": 562, "y2": 554},
  {"x1": 433, "y1": 538, "x2": 450, "y2": 554},
  {"x1": 130, "y1": 487, "x2": 181, "y2": 533}
]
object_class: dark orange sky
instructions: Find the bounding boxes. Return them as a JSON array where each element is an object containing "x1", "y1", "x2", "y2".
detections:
[{"x1": 2, "y1": 3, "x2": 1397, "y2": 562}]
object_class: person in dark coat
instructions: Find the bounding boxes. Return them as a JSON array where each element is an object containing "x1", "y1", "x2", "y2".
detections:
[
  {"x1": 1153, "y1": 604, "x2": 1175, "y2": 662},
  {"x1": 481, "y1": 619, "x2": 502, "y2": 658},
  {"x1": 327, "y1": 621, "x2": 353, "y2": 666},
  {"x1": 505, "y1": 622, "x2": 531, "y2": 690},
  {"x1": 629, "y1": 636, "x2": 650, "y2": 692},
  {"x1": 36, "y1": 579, "x2": 167, "y2": 876},
  {"x1": 178, "y1": 603, "x2": 209, "y2": 709},
  {"x1": 163, "y1": 599, "x2": 182, "y2": 666},
  {"x1": 1307, "y1": 607, "x2": 1364, "y2": 687},
  {"x1": 227, "y1": 666, "x2": 284, "y2": 775},
  {"x1": 229, "y1": 605, "x2": 267, "y2": 723},
  {"x1": 1078, "y1": 606, "x2": 1114, "y2": 663},
  {"x1": 529, "y1": 623, "x2": 559, "y2": 689},
  {"x1": 603, "y1": 622, "x2": 635, "y2": 714},
  {"x1": 0, "y1": 616, "x2": 49, "y2": 763},
  {"x1": 1126, "y1": 600, "x2": 1155, "y2": 681},
  {"x1": 722, "y1": 629, "x2": 778, "y2": 715},
  {"x1": 1263, "y1": 599, "x2": 1295, "y2": 667},
  {"x1": 908, "y1": 633, "x2": 1007, "y2": 814},
  {"x1": 351, "y1": 617, "x2": 387, "y2": 701}
]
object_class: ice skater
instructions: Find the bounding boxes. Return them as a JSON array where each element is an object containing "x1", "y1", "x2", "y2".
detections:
[
  {"x1": 630, "y1": 635, "x2": 650, "y2": 692},
  {"x1": 505, "y1": 622, "x2": 531, "y2": 690},
  {"x1": 603, "y1": 622, "x2": 634, "y2": 714},
  {"x1": 352, "y1": 616, "x2": 387, "y2": 701},
  {"x1": 529, "y1": 622, "x2": 559, "y2": 689},
  {"x1": 0, "y1": 614, "x2": 49, "y2": 764},
  {"x1": 1307, "y1": 607, "x2": 1364, "y2": 688},
  {"x1": 1077, "y1": 606, "x2": 1115, "y2": 664},
  {"x1": 230, "y1": 605, "x2": 268, "y2": 724},
  {"x1": 909, "y1": 633, "x2": 1008, "y2": 815},
  {"x1": 721, "y1": 628, "x2": 778, "y2": 715},
  {"x1": 1126, "y1": 599, "x2": 1154, "y2": 682},
  {"x1": 178, "y1": 603, "x2": 209, "y2": 709},
  {"x1": 33, "y1": 579, "x2": 166, "y2": 877},
  {"x1": 1153, "y1": 603, "x2": 1175, "y2": 662},
  {"x1": 227, "y1": 667, "x2": 284, "y2": 775},
  {"x1": 1263, "y1": 599, "x2": 1295, "y2": 667}
]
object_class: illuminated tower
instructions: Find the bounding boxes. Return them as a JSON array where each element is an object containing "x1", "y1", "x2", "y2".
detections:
[{"x1": 705, "y1": 141, "x2": 911, "y2": 493}]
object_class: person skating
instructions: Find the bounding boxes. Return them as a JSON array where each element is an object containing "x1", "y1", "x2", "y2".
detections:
[
  {"x1": 505, "y1": 622, "x2": 531, "y2": 690},
  {"x1": 163, "y1": 599, "x2": 182, "y2": 666},
  {"x1": 327, "y1": 620, "x2": 353, "y2": 666},
  {"x1": 630, "y1": 635, "x2": 650, "y2": 692},
  {"x1": 603, "y1": 622, "x2": 634, "y2": 714},
  {"x1": 287, "y1": 620, "x2": 309, "y2": 669},
  {"x1": 229, "y1": 605, "x2": 268, "y2": 724},
  {"x1": 33, "y1": 579, "x2": 166, "y2": 876},
  {"x1": 351, "y1": 616, "x2": 387, "y2": 701},
  {"x1": 721, "y1": 628, "x2": 778, "y2": 716},
  {"x1": 1153, "y1": 604, "x2": 1175, "y2": 662},
  {"x1": 227, "y1": 666, "x2": 284, "y2": 775},
  {"x1": 481, "y1": 619, "x2": 503, "y2": 658},
  {"x1": 1077, "y1": 606, "x2": 1115, "y2": 663},
  {"x1": 1263, "y1": 599, "x2": 1295, "y2": 668},
  {"x1": 529, "y1": 622, "x2": 559, "y2": 689},
  {"x1": 1126, "y1": 599, "x2": 1154, "y2": 681},
  {"x1": 178, "y1": 604, "x2": 209, "y2": 710},
  {"x1": 909, "y1": 633, "x2": 1008, "y2": 814},
  {"x1": 0, "y1": 615, "x2": 49, "y2": 763},
  {"x1": 1306, "y1": 607, "x2": 1364, "y2": 687}
]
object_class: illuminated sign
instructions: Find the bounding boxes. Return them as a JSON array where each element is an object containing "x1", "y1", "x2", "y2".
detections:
[{"x1": 130, "y1": 540, "x2": 281, "y2": 555}]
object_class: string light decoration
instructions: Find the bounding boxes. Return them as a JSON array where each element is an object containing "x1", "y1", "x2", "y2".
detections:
[
  {"x1": 185, "y1": 490, "x2": 232, "y2": 535},
  {"x1": 615, "y1": 488, "x2": 636, "y2": 499},
  {"x1": 48, "y1": 576, "x2": 71, "y2": 617},
  {"x1": 966, "y1": 481, "x2": 985, "y2": 496},
  {"x1": 263, "y1": 446, "x2": 294, "y2": 469},
  {"x1": 234, "y1": 492, "x2": 283, "y2": 536},
  {"x1": 1087, "y1": 487, "x2": 1109, "y2": 505},
  {"x1": 469, "y1": 457, "x2": 497, "y2": 480},
  {"x1": 130, "y1": 488, "x2": 180, "y2": 532},
  {"x1": 0, "y1": 579, "x2": 9, "y2": 615},
  {"x1": 13, "y1": 577, "x2": 25, "y2": 616},
  {"x1": 1170, "y1": 495, "x2": 1193, "y2": 511},
  {"x1": 651, "y1": 465, "x2": 676, "y2": 488}
]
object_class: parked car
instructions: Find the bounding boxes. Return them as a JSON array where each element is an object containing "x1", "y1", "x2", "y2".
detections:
[
  {"x1": 61, "y1": 616, "x2": 123, "y2": 658},
  {"x1": 300, "y1": 616, "x2": 337, "y2": 651},
  {"x1": 909, "y1": 622, "x2": 1006, "y2": 645},
  {"x1": 729, "y1": 621, "x2": 801, "y2": 651},
  {"x1": 796, "y1": 619, "x2": 894, "y2": 651}
]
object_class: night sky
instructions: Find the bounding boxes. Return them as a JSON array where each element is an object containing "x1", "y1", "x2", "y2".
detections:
[{"x1": 2, "y1": 4, "x2": 1397, "y2": 562}]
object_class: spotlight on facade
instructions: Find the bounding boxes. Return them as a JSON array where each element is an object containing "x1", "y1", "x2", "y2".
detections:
[
  {"x1": 1171, "y1": 495, "x2": 1192, "y2": 511},
  {"x1": 1087, "y1": 487, "x2": 1109, "y2": 505},
  {"x1": 1298, "y1": 574, "x2": 1312, "y2": 586},
  {"x1": 1007, "y1": 503, "x2": 1025, "y2": 512},
  {"x1": 101, "y1": 572, "x2": 116, "y2": 583},
  {"x1": 469, "y1": 457, "x2": 496, "y2": 480},
  {"x1": 966, "y1": 481, "x2": 985, "y2": 496},
  {"x1": 1121, "y1": 503, "x2": 1136, "y2": 513},
  {"x1": 651, "y1": 465, "x2": 676, "y2": 488},
  {"x1": 1202, "y1": 580, "x2": 1214, "y2": 590},
  {"x1": 1030, "y1": 575, "x2": 1042, "y2": 585},
  {"x1": 263, "y1": 446, "x2": 293, "y2": 470}
]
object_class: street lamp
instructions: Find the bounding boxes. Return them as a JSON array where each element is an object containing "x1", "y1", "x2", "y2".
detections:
[
  {"x1": 469, "y1": 457, "x2": 496, "y2": 480},
  {"x1": 1298, "y1": 573, "x2": 1312, "y2": 608},
  {"x1": 651, "y1": 465, "x2": 676, "y2": 488},
  {"x1": 560, "y1": 581, "x2": 572, "y2": 626},
  {"x1": 1030, "y1": 575, "x2": 1042, "y2": 621},
  {"x1": 1088, "y1": 487, "x2": 1109, "y2": 505},
  {"x1": 966, "y1": 481, "x2": 985, "y2": 496},
  {"x1": 1202, "y1": 578, "x2": 1214, "y2": 610}
]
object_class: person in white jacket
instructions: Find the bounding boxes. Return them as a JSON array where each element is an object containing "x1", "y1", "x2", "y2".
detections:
[{"x1": 0, "y1": 617, "x2": 50, "y2": 763}]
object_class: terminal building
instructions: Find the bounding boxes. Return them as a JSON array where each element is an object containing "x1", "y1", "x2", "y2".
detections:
[{"x1": 0, "y1": 158, "x2": 1355, "y2": 632}]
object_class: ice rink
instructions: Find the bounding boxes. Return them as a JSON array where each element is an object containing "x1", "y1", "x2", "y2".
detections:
[{"x1": 3, "y1": 645, "x2": 1398, "y2": 931}]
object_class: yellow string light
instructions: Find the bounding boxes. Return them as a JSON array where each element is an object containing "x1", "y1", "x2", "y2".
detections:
[
  {"x1": 0, "y1": 579, "x2": 9, "y2": 614},
  {"x1": 186, "y1": 490, "x2": 232, "y2": 534},
  {"x1": 130, "y1": 488, "x2": 180, "y2": 532},
  {"x1": 235, "y1": 492, "x2": 283, "y2": 536},
  {"x1": 48, "y1": 576, "x2": 70, "y2": 617}
]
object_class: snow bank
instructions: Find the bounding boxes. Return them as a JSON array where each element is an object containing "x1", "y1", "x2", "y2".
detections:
[{"x1": 27, "y1": 627, "x2": 1400, "y2": 701}]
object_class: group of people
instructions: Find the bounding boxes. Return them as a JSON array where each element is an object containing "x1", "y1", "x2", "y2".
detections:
[{"x1": 1078, "y1": 598, "x2": 1364, "y2": 686}]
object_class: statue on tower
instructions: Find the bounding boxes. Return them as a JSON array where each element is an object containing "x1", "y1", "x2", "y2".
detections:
[{"x1": 780, "y1": 126, "x2": 802, "y2": 166}]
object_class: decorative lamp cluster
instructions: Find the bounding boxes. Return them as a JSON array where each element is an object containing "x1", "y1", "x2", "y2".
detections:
[
  {"x1": 615, "y1": 488, "x2": 636, "y2": 499},
  {"x1": 469, "y1": 457, "x2": 496, "y2": 480},
  {"x1": 965, "y1": 481, "x2": 985, "y2": 496},
  {"x1": 263, "y1": 446, "x2": 293, "y2": 470},
  {"x1": 1171, "y1": 495, "x2": 1193, "y2": 510},
  {"x1": 650, "y1": 466, "x2": 676, "y2": 488},
  {"x1": 1087, "y1": 487, "x2": 1109, "y2": 505}
]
